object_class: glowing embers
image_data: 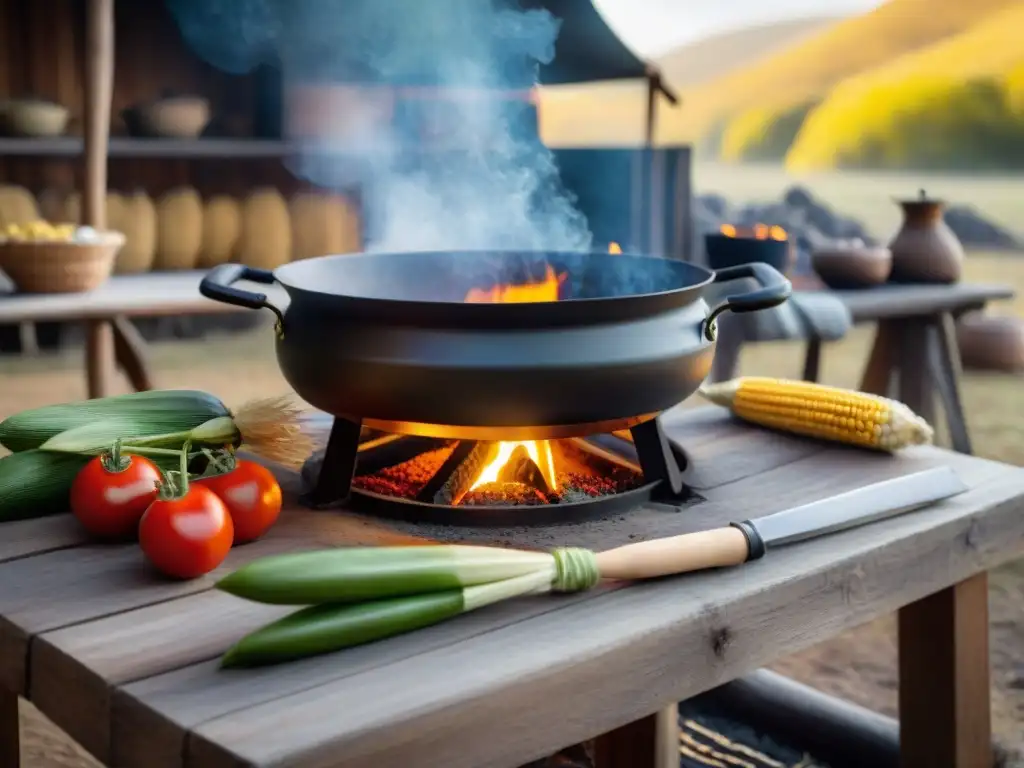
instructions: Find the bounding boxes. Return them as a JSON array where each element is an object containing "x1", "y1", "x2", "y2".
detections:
[{"x1": 352, "y1": 435, "x2": 641, "y2": 508}]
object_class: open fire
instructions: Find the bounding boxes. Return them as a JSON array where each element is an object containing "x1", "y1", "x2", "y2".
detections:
[
  {"x1": 351, "y1": 434, "x2": 642, "y2": 508},
  {"x1": 720, "y1": 223, "x2": 788, "y2": 241},
  {"x1": 349, "y1": 241, "x2": 641, "y2": 510}
]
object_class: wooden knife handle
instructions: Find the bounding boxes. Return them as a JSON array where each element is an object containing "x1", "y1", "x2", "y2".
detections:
[{"x1": 593, "y1": 526, "x2": 753, "y2": 581}]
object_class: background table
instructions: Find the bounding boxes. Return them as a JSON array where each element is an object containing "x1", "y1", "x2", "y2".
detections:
[
  {"x1": 0, "y1": 272, "x2": 285, "y2": 398},
  {"x1": 1, "y1": 407, "x2": 1022, "y2": 767}
]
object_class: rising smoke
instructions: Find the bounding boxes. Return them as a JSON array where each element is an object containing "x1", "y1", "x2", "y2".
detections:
[{"x1": 168, "y1": 0, "x2": 593, "y2": 254}]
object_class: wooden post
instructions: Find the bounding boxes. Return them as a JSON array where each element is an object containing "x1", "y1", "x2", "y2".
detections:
[
  {"x1": 82, "y1": 0, "x2": 115, "y2": 399},
  {"x1": 898, "y1": 573, "x2": 992, "y2": 767},
  {"x1": 0, "y1": 686, "x2": 19, "y2": 768},
  {"x1": 645, "y1": 70, "x2": 658, "y2": 147},
  {"x1": 594, "y1": 713, "x2": 658, "y2": 768}
]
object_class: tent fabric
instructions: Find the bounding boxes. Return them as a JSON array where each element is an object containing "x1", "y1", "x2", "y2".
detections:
[
  {"x1": 521, "y1": 0, "x2": 649, "y2": 84},
  {"x1": 522, "y1": 0, "x2": 678, "y2": 100}
]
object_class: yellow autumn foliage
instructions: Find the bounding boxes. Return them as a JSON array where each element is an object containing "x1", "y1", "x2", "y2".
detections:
[
  {"x1": 786, "y1": 2, "x2": 1024, "y2": 171},
  {"x1": 719, "y1": 101, "x2": 817, "y2": 163}
]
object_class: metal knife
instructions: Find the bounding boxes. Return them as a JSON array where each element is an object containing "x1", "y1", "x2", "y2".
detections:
[{"x1": 592, "y1": 466, "x2": 969, "y2": 581}]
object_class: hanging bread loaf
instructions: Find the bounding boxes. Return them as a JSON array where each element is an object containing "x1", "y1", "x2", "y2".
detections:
[
  {"x1": 0, "y1": 185, "x2": 41, "y2": 227},
  {"x1": 238, "y1": 187, "x2": 291, "y2": 270},
  {"x1": 199, "y1": 195, "x2": 242, "y2": 268},
  {"x1": 116, "y1": 190, "x2": 158, "y2": 274},
  {"x1": 155, "y1": 186, "x2": 204, "y2": 270},
  {"x1": 289, "y1": 191, "x2": 361, "y2": 261}
]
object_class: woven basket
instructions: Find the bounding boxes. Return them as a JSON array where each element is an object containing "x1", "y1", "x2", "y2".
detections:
[{"x1": 0, "y1": 233, "x2": 124, "y2": 293}]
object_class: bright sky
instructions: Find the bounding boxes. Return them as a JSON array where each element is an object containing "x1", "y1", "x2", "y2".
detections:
[{"x1": 592, "y1": 0, "x2": 887, "y2": 56}]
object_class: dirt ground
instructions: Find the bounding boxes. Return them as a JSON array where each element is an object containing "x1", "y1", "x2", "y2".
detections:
[{"x1": 5, "y1": 279, "x2": 1024, "y2": 765}]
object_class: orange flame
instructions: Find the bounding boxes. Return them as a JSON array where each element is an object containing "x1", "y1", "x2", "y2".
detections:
[
  {"x1": 719, "y1": 223, "x2": 787, "y2": 242},
  {"x1": 469, "y1": 440, "x2": 560, "y2": 493},
  {"x1": 461, "y1": 265, "x2": 569, "y2": 496},
  {"x1": 463, "y1": 264, "x2": 567, "y2": 304},
  {"x1": 608, "y1": 242, "x2": 622, "y2": 254}
]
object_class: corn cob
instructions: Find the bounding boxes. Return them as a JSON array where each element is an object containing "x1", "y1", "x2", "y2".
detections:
[
  {"x1": 0, "y1": 390, "x2": 231, "y2": 453},
  {"x1": 699, "y1": 377, "x2": 934, "y2": 451}
]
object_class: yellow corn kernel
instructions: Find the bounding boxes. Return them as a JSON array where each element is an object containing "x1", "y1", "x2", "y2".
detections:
[{"x1": 699, "y1": 377, "x2": 934, "y2": 451}]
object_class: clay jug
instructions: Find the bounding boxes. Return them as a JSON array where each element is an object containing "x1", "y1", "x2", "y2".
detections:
[{"x1": 888, "y1": 189, "x2": 964, "y2": 284}]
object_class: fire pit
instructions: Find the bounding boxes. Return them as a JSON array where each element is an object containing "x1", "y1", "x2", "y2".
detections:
[
  {"x1": 201, "y1": 248, "x2": 790, "y2": 524},
  {"x1": 705, "y1": 224, "x2": 792, "y2": 273}
]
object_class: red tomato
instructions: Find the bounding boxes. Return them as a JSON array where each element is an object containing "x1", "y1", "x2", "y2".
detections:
[
  {"x1": 138, "y1": 485, "x2": 234, "y2": 579},
  {"x1": 196, "y1": 459, "x2": 282, "y2": 544},
  {"x1": 70, "y1": 453, "x2": 162, "y2": 540}
]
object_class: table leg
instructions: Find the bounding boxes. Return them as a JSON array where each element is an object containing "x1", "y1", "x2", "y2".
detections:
[
  {"x1": 85, "y1": 319, "x2": 115, "y2": 399},
  {"x1": 112, "y1": 316, "x2": 155, "y2": 392},
  {"x1": 593, "y1": 712, "x2": 658, "y2": 768},
  {"x1": 895, "y1": 320, "x2": 936, "y2": 425},
  {"x1": 0, "y1": 687, "x2": 19, "y2": 768},
  {"x1": 801, "y1": 338, "x2": 822, "y2": 382},
  {"x1": 927, "y1": 314, "x2": 972, "y2": 455},
  {"x1": 898, "y1": 573, "x2": 991, "y2": 768},
  {"x1": 860, "y1": 322, "x2": 898, "y2": 397}
]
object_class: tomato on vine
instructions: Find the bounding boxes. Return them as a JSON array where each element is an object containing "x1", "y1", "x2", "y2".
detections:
[
  {"x1": 139, "y1": 443, "x2": 234, "y2": 580},
  {"x1": 195, "y1": 451, "x2": 282, "y2": 544},
  {"x1": 70, "y1": 440, "x2": 162, "y2": 540}
]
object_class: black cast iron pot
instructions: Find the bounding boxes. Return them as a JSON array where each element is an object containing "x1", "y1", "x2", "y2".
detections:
[{"x1": 200, "y1": 250, "x2": 790, "y2": 439}]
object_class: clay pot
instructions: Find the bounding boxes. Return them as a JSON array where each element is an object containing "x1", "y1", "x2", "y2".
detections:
[
  {"x1": 956, "y1": 312, "x2": 1024, "y2": 373},
  {"x1": 888, "y1": 190, "x2": 964, "y2": 284},
  {"x1": 812, "y1": 246, "x2": 892, "y2": 290}
]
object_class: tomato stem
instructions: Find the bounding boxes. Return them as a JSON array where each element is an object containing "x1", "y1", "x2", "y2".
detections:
[
  {"x1": 200, "y1": 447, "x2": 236, "y2": 477},
  {"x1": 156, "y1": 440, "x2": 194, "y2": 501},
  {"x1": 101, "y1": 438, "x2": 131, "y2": 473}
]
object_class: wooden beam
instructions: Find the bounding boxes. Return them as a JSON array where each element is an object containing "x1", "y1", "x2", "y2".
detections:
[
  {"x1": 898, "y1": 573, "x2": 992, "y2": 768},
  {"x1": 594, "y1": 712, "x2": 658, "y2": 768},
  {"x1": 83, "y1": 0, "x2": 116, "y2": 398},
  {"x1": 0, "y1": 686, "x2": 18, "y2": 768}
]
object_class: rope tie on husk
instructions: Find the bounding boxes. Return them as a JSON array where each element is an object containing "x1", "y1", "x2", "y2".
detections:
[{"x1": 551, "y1": 547, "x2": 600, "y2": 592}]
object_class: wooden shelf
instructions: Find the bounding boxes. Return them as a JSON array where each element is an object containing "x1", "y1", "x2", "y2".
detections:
[{"x1": 0, "y1": 137, "x2": 290, "y2": 159}]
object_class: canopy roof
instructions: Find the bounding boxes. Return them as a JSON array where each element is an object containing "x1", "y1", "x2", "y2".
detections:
[{"x1": 525, "y1": 0, "x2": 659, "y2": 85}]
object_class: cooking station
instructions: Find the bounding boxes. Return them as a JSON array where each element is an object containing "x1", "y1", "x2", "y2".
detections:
[
  {"x1": 1, "y1": 407, "x2": 1023, "y2": 768},
  {"x1": 199, "y1": 250, "x2": 790, "y2": 528}
]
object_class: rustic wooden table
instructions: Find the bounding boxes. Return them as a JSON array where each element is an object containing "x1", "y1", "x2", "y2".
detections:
[
  {"x1": 1, "y1": 406, "x2": 1022, "y2": 768},
  {"x1": 0, "y1": 271, "x2": 286, "y2": 399}
]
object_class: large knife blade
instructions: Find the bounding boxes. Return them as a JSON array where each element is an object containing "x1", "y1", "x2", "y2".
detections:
[
  {"x1": 735, "y1": 465, "x2": 969, "y2": 558},
  {"x1": 592, "y1": 466, "x2": 970, "y2": 581}
]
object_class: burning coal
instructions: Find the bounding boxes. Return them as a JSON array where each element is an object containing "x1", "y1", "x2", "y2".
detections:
[{"x1": 167, "y1": 0, "x2": 592, "y2": 254}]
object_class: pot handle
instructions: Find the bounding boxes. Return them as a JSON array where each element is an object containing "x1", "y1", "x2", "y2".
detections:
[
  {"x1": 704, "y1": 263, "x2": 792, "y2": 342},
  {"x1": 199, "y1": 264, "x2": 285, "y2": 333}
]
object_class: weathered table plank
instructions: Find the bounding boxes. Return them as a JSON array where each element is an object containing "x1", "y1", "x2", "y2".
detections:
[
  {"x1": 3, "y1": 407, "x2": 1023, "y2": 768},
  {"x1": 832, "y1": 283, "x2": 1014, "y2": 323},
  {"x1": 178, "y1": 451, "x2": 1023, "y2": 768}
]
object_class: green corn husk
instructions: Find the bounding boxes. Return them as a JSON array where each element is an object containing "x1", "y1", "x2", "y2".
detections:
[
  {"x1": 218, "y1": 545, "x2": 605, "y2": 668},
  {"x1": 216, "y1": 545, "x2": 557, "y2": 605},
  {"x1": 0, "y1": 390, "x2": 231, "y2": 452},
  {"x1": 0, "y1": 448, "x2": 184, "y2": 522},
  {"x1": 221, "y1": 571, "x2": 555, "y2": 668},
  {"x1": 39, "y1": 416, "x2": 239, "y2": 455}
]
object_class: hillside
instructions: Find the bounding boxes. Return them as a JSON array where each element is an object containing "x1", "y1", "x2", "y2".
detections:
[
  {"x1": 672, "y1": 0, "x2": 1019, "y2": 141},
  {"x1": 656, "y1": 16, "x2": 840, "y2": 88},
  {"x1": 536, "y1": 17, "x2": 840, "y2": 147},
  {"x1": 787, "y1": 2, "x2": 1024, "y2": 168},
  {"x1": 537, "y1": 0, "x2": 1018, "y2": 146}
]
